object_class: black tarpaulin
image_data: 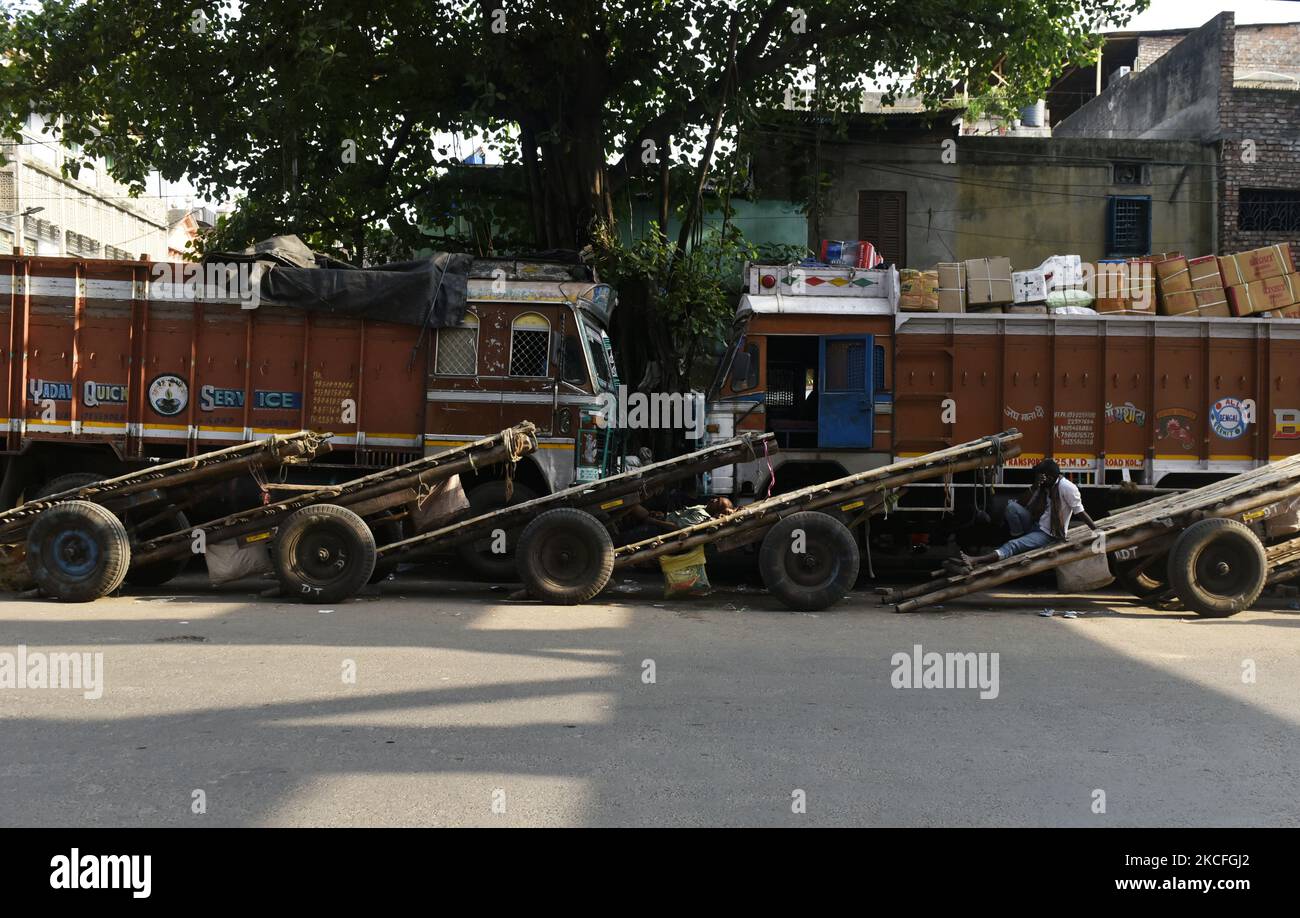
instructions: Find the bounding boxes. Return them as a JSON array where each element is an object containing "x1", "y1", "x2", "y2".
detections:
[{"x1": 204, "y1": 235, "x2": 471, "y2": 328}]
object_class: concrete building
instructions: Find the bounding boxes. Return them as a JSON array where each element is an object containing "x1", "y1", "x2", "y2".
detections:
[
  {"x1": 1, "y1": 113, "x2": 168, "y2": 259},
  {"x1": 1054, "y1": 12, "x2": 1300, "y2": 254},
  {"x1": 751, "y1": 110, "x2": 1216, "y2": 268}
]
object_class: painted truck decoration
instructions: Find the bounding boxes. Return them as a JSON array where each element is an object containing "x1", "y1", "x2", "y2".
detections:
[
  {"x1": 0, "y1": 253, "x2": 619, "y2": 508},
  {"x1": 706, "y1": 263, "x2": 1300, "y2": 504}
]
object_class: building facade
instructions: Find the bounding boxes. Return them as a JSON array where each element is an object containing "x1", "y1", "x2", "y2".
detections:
[
  {"x1": 1054, "y1": 12, "x2": 1300, "y2": 255},
  {"x1": 1, "y1": 113, "x2": 168, "y2": 260}
]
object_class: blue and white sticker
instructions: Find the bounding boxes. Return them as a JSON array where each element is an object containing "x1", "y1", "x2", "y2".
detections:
[{"x1": 1210, "y1": 397, "x2": 1253, "y2": 440}]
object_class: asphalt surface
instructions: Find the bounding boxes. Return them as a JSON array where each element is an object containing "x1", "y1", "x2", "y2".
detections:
[{"x1": 3, "y1": 570, "x2": 1299, "y2": 827}]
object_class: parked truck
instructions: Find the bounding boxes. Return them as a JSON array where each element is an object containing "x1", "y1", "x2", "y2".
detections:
[
  {"x1": 704, "y1": 262, "x2": 1300, "y2": 554},
  {"x1": 0, "y1": 247, "x2": 623, "y2": 574}
]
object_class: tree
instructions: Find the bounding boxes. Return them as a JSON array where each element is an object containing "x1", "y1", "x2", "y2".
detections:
[
  {"x1": 1, "y1": 0, "x2": 1145, "y2": 258},
  {"x1": 0, "y1": 0, "x2": 1145, "y2": 396}
]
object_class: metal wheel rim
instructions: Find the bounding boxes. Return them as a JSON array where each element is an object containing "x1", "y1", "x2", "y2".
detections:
[
  {"x1": 1194, "y1": 541, "x2": 1253, "y2": 597},
  {"x1": 538, "y1": 530, "x2": 595, "y2": 586},
  {"x1": 783, "y1": 538, "x2": 836, "y2": 587},
  {"x1": 52, "y1": 529, "x2": 99, "y2": 580},
  {"x1": 296, "y1": 529, "x2": 352, "y2": 584}
]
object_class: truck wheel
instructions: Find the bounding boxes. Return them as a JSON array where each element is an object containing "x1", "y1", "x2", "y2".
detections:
[
  {"x1": 455, "y1": 481, "x2": 538, "y2": 581},
  {"x1": 759, "y1": 511, "x2": 860, "y2": 611},
  {"x1": 1167, "y1": 518, "x2": 1265, "y2": 618},
  {"x1": 26, "y1": 500, "x2": 131, "y2": 602},
  {"x1": 124, "y1": 510, "x2": 191, "y2": 587},
  {"x1": 33, "y1": 472, "x2": 105, "y2": 501},
  {"x1": 1114, "y1": 556, "x2": 1169, "y2": 601},
  {"x1": 516, "y1": 508, "x2": 614, "y2": 604},
  {"x1": 275, "y1": 504, "x2": 377, "y2": 603}
]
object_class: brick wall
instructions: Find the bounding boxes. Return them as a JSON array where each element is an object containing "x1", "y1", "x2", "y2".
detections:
[
  {"x1": 1133, "y1": 34, "x2": 1188, "y2": 72},
  {"x1": 1216, "y1": 14, "x2": 1300, "y2": 253},
  {"x1": 1234, "y1": 22, "x2": 1300, "y2": 78}
]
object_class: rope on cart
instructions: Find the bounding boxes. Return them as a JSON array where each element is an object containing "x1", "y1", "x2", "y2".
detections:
[{"x1": 763, "y1": 438, "x2": 775, "y2": 499}]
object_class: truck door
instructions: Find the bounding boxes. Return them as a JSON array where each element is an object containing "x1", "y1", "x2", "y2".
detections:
[{"x1": 818, "y1": 334, "x2": 874, "y2": 448}]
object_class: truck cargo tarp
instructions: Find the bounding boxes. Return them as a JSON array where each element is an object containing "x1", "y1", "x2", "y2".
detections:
[{"x1": 204, "y1": 236, "x2": 471, "y2": 328}]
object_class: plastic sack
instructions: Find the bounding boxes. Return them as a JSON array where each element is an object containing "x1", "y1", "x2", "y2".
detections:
[
  {"x1": 659, "y1": 545, "x2": 712, "y2": 598},
  {"x1": 1045, "y1": 288, "x2": 1095, "y2": 309},
  {"x1": 1055, "y1": 552, "x2": 1114, "y2": 592},
  {"x1": 205, "y1": 539, "x2": 272, "y2": 585}
]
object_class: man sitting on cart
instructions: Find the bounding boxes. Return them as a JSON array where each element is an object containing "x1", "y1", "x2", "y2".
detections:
[{"x1": 952, "y1": 459, "x2": 1099, "y2": 571}]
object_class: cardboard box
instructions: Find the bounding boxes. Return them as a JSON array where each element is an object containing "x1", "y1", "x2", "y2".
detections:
[
  {"x1": 1187, "y1": 255, "x2": 1223, "y2": 290},
  {"x1": 1194, "y1": 287, "x2": 1229, "y2": 312},
  {"x1": 937, "y1": 262, "x2": 966, "y2": 312},
  {"x1": 1126, "y1": 258, "x2": 1157, "y2": 306},
  {"x1": 1226, "y1": 272, "x2": 1300, "y2": 316},
  {"x1": 1154, "y1": 256, "x2": 1192, "y2": 295},
  {"x1": 1006, "y1": 304, "x2": 1047, "y2": 314},
  {"x1": 1197, "y1": 301, "x2": 1231, "y2": 318},
  {"x1": 1160, "y1": 289, "x2": 1199, "y2": 316},
  {"x1": 1012, "y1": 269, "x2": 1048, "y2": 304},
  {"x1": 1219, "y1": 243, "x2": 1296, "y2": 287},
  {"x1": 899, "y1": 269, "x2": 939, "y2": 311},
  {"x1": 1277, "y1": 305, "x2": 1300, "y2": 318},
  {"x1": 965, "y1": 256, "x2": 1014, "y2": 305},
  {"x1": 1037, "y1": 254, "x2": 1084, "y2": 291}
]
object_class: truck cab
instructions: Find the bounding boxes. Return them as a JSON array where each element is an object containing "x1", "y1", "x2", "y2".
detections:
[
  {"x1": 426, "y1": 258, "x2": 621, "y2": 498},
  {"x1": 705, "y1": 263, "x2": 899, "y2": 500}
]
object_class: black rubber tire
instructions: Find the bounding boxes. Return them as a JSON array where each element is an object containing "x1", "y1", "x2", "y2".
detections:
[
  {"x1": 274, "y1": 504, "x2": 377, "y2": 603},
  {"x1": 759, "y1": 511, "x2": 860, "y2": 611},
  {"x1": 1167, "y1": 518, "x2": 1265, "y2": 618},
  {"x1": 124, "y1": 509, "x2": 191, "y2": 587},
  {"x1": 454, "y1": 480, "x2": 538, "y2": 581},
  {"x1": 33, "y1": 472, "x2": 105, "y2": 501},
  {"x1": 516, "y1": 508, "x2": 614, "y2": 604},
  {"x1": 26, "y1": 500, "x2": 131, "y2": 602},
  {"x1": 1114, "y1": 556, "x2": 1170, "y2": 601}
]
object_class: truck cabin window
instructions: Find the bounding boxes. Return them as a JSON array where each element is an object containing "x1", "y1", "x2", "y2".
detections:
[
  {"x1": 435, "y1": 312, "x2": 480, "y2": 376},
  {"x1": 585, "y1": 326, "x2": 612, "y2": 389},
  {"x1": 731, "y1": 342, "x2": 759, "y2": 391},
  {"x1": 562, "y1": 335, "x2": 588, "y2": 385},
  {"x1": 509, "y1": 313, "x2": 550, "y2": 377}
]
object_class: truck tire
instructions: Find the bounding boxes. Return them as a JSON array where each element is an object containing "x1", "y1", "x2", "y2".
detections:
[
  {"x1": 124, "y1": 510, "x2": 191, "y2": 588},
  {"x1": 1114, "y1": 556, "x2": 1170, "y2": 601},
  {"x1": 1167, "y1": 518, "x2": 1265, "y2": 618},
  {"x1": 275, "y1": 504, "x2": 377, "y2": 603},
  {"x1": 759, "y1": 511, "x2": 860, "y2": 611},
  {"x1": 33, "y1": 472, "x2": 105, "y2": 501},
  {"x1": 455, "y1": 481, "x2": 538, "y2": 581},
  {"x1": 26, "y1": 500, "x2": 131, "y2": 602},
  {"x1": 516, "y1": 508, "x2": 614, "y2": 604}
]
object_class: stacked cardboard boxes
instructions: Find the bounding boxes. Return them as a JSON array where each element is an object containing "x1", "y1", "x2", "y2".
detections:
[
  {"x1": 1221, "y1": 243, "x2": 1299, "y2": 316},
  {"x1": 1095, "y1": 260, "x2": 1156, "y2": 314},
  {"x1": 965, "y1": 257, "x2": 1015, "y2": 308}
]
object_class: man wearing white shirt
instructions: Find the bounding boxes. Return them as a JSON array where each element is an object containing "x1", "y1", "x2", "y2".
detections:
[{"x1": 955, "y1": 459, "x2": 1099, "y2": 570}]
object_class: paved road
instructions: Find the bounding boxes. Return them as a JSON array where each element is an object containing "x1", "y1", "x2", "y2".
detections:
[{"x1": 3, "y1": 573, "x2": 1299, "y2": 827}]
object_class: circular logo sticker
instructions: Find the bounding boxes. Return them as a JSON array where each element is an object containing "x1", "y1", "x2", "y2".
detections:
[
  {"x1": 1210, "y1": 397, "x2": 1248, "y2": 439},
  {"x1": 148, "y1": 374, "x2": 189, "y2": 417}
]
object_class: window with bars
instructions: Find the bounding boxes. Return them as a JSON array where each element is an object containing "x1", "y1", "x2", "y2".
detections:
[
  {"x1": 1239, "y1": 188, "x2": 1300, "y2": 233},
  {"x1": 509, "y1": 313, "x2": 550, "y2": 377},
  {"x1": 435, "y1": 313, "x2": 480, "y2": 376},
  {"x1": 1105, "y1": 195, "x2": 1151, "y2": 257}
]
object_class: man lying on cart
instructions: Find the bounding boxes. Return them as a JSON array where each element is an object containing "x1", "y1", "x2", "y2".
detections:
[{"x1": 948, "y1": 459, "x2": 1100, "y2": 573}]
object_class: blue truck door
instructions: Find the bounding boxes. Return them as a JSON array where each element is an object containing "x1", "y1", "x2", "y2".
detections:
[{"x1": 818, "y1": 335, "x2": 874, "y2": 448}]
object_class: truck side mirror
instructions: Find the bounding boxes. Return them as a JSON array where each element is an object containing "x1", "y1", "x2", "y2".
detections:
[{"x1": 730, "y1": 350, "x2": 752, "y2": 386}]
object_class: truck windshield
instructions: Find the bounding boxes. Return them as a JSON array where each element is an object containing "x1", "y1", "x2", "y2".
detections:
[{"x1": 585, "y1": 324, "x2": 614, "y2": 390}]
